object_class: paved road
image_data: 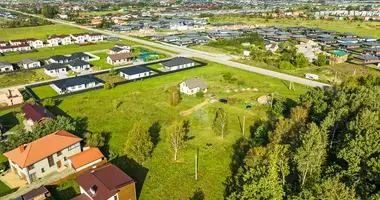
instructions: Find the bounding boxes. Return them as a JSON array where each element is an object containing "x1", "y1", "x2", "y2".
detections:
[{"x1": 4, "y1": 8, "x2": 331, "y2": 88}]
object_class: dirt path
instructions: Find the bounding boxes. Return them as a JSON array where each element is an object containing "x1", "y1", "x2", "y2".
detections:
[{"x1": 180, "y1": 99, "x2": 209, "y2": 116}]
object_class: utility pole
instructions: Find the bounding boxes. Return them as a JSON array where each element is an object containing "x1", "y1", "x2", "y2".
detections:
[{"x1": 195, "y1": 148, "x2": 199, "y2": 181}]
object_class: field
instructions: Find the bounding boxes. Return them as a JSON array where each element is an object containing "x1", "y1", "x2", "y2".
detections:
[
  {"x1": 0, "y1": 69, "x2": 53, "y2": 88},
  {"x1": 209, "y1": 15, "x2": 380, "y2": 37},
  {"x1": 31, "y1": 85, "x2": 59, "y2": 99},
  {"x1": 0, "y1": 25, "x2": 87, "y2": 41},
  {"x1": 90, "y1": 52, "x2": 117, "y2": 70},
  {"x1": 50, "y1": 60, "x2": 308, "y2": 199}
]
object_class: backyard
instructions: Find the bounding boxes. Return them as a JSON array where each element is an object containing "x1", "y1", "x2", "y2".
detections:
[
  {"x1": 47, "y1": 59, "x2": 308, "y2": 199},
  {"x1": 30, "y1": 85, "x2": 59, "y2": 99},
  {"x1": 0, "y1": 69, "x2": 53, "y2": 88}
]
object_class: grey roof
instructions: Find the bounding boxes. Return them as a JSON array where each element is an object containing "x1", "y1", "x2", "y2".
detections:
[
  {"x1": 21, "y1": 58, "x2": 39, "y2": 64},
  {"x1": 67, "y1": 59, "x2": 90, "y2": 67},
  {"x1": 70, "y1": 52, "x2": 89, "y2": 60},
  {"x1": 340, "y1": 43, "x2": 360, "y2": 46},
  {"x1": 50, "y1": 55, "x2": 69, "y2": 61},
  {"x1": 161, "y1": 57, "x2": 195, "y2": 68},
  {"x1": 22, "y1": 186, "x2": 49, "y2": 200},
  {"x1": 291, "y1": 34, "x2": 306, "y2": 38},
  {"x1": 110, "y1": 47, "x2": 124, "y2": 52},
  {"x1": 355, "y1": 54, "x2": 379, "y2": 60},
  {"x1": 362, "y1": 42, "x2": 380, "y2": 47},
  {"x1": 183, "y1": 78, "x2": 208, "y2": 89},
  {"x1": 0, "y1": 61, "x2": 12, "y2": 67},
  {"x1": 119, "y1": 66, "x2": 152, "y2": 75},
  {"x1": 44, "y1": 63, "x2": 66, "y2": 70},
  {"x1": 53, "y1": 76, "x2": 101, "y2": 89},
  {"x1": 318, "y1": 34, "x2": 334, "y2": 38},
  {"x1": 365, "y1": 48, "x2": 380, "y2": 52},
  {"x1": 360, "y1": 36, "x2": 377, "y2": 40}
]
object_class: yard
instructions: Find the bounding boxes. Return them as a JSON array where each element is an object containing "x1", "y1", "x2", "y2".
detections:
[
  {"x1": 0, "y1": 69, "x2": 53, "y2": 88},
  {"x1": 0, "y1": 106, "x2": 23, "y2": 133},
  {"x1": 51, "y1": 59, "x2": 308, "y2": 199},
  {"x1": 95, "y1": 72, "x2": 125, "y2": 83},
  {"x1": 30, "y1": 85, "x2": 59, "y2": 99},
  {"x1": 47, "y1": 179, "x2": 80, "y2": 200},
  {"x1": 89, "y1": 52, "x2": 114, "y2": 70},
  {"x1": 0, "y1": 180, "x2": 13, "y2": 197}
]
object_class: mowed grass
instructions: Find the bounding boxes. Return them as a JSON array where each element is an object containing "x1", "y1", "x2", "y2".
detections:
[
  {"x1": 0, "y1": 68, "x2": 53, "y2": 88},
  {"x1": 0, "y1": 24, "x2": 86, "y2": 41},
  {"x1": 0, "y1": 180, "x2": 12, "y2": 197},
  {"x1": 48, "y1": 179, "x2": 80, "y2": 200},
  {"x1": 31, "y1": 85, "x2": 58, "y2": 99},
  {"x1": 210, "y1": 15, "x2": 380, "y2": 37},
  {"x1": 90, "y1": 52, "x2": 114, "y2": 70},
  {"x1": 53, "y1": 60, "x2": 308, "y2": 199}
]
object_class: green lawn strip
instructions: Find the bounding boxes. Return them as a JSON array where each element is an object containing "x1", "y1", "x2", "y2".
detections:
[
  {"x1": 31, "y1": 85, "x2": 58, "y2": 99},
  {"x1": 0, "y1": 68, "x2": 53, "y2": 88},
  {"x1": 90, "y1": 52, "x2": 114, "y2": 70},
  {"x1": 47, "y1": 179, "x2": 80, "y2": 200},
  {"x1": 0, "y1": 106, "x2": 23, "y2": 133},
  {"x1": 0, "y1": 24, "x2": 86, "y2": 41},
  {"x1": 54, "y1": 60, "x2": 307, "y2": 199},
  {"x1": 95, "y1": 73, "x2": 125, "y2": 83},
  {"x1": 0, "y1": 180, "x2": 13, "y2": 197}
]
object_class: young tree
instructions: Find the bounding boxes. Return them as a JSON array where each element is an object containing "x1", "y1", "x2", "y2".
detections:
[
  {"x1": 125, "y1": 123, "x2": 153, "y2": 164},
  {"x1": 315, "y1": 53, "x2": 328, "y2": 66},
  {"x1": 212, "y1": 108, "x2": 229, "y2": 138},
  {"x1": 168, "y1": 120, "x2": 186, "y2": 161},
  {"x1": 168, "y1": 86, "x2": 181, "y2": 106},
  {"x1": 42, "y1": 98, "x2": 56, "y2": 108},
  {"x1": 85, "y1": 132, "x2": 106, "y2": 147}
]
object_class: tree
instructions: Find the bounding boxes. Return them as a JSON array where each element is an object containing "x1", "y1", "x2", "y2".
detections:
[
  {"x1": 313, "y1": 178, "x2": 357, "y2": 200},
  {"x1": 125, "y1": 123, "x2": 153, "y2": 164},
  {"x1": 212, "y1": 108, "x2": 229, "y2": 138},
  {"x1": 168, "y1": 86, "x2": 181, "y2": 106},
  {"x1": 315, "y1": 53, "x2": 328, "y2": 66},
  {"x1": 85, "y1": 132, "x2": 106, "y2": 147},
  {"x1": 168, "y1": 120, "x2": 186, "y2": 161},
  {"x1": 42, "y1": 98, "x2": 56, "y2": 108},
  {"x1": 293, "y1": 53, "x2": 309, "y2": 68},
  {"x1": 42, "y1": 5, "x2": 59, "y2": 18},
  {"x1": 279, "y1": 61, "x2": 294, "y2": 70}
]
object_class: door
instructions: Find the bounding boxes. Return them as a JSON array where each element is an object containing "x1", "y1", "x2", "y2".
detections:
[
  {"x1": 57, "y1": 160, "x2": 62, "y2": 168},
  {"x1": 29, "y1": 173, "x2": 36, "y2": 182}
]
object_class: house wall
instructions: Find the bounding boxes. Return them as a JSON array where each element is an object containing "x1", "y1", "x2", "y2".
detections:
[
  {"x1": 9, "y1": 159, "x2": 29, "y2": 182},
  {"x1": 44, "y1": 68, "x2": 66, "y2": 75},
  {"x1": 71, "y1": 158, "x2": 103, "y2": 172},
  {"x1": 120, "y1": 71, "x2": 152, "y2": 80},
  {"x1": 69, "y1": 64, "x2": 90, "y2": 71},
  {"x1": 164, "y1": 62, "x2": 195, "y2": 71},
  {"x1": 117, "y1": 182, "x2": 137, "y2": 200},
  {"x1": 23, "y1": 62, "x2": 40, "y2": 69},
  {"x1": 0, "y1": 65, "x2": 13, "y2": 72}
]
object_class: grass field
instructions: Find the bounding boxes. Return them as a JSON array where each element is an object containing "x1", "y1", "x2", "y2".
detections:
[
  {"x1": 52, "y1": 59, "x2": 308, "y2": 199},
  {"x1": 90, "y1": 52, "x2": 114, "y2": 70},
  {"x1": 0, "y1": 180, "x2": 13, "y2": 197},
  {"x1": 0, "y1": 106, "x2": 23, "y2": 133},
  {"x1": 48, "y1": 179, "x2": 80, "y2": 200},
  {"x1": 209, "y1": 15, "x2": 380, "y2": 37},
  {"x1": 31, "y1": 85, "x2": 58, "y2": 99},
  {"x1": 0, "y1": 25, "x2": 87, "y2": 41},
  {"x1": 95, "y1": 73, "x2": 125, "y2": 83},
  {"x1": 0, "y1": 69, "x2": 53, "y2": 88}
]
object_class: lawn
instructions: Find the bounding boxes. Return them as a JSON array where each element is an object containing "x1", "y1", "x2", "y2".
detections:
[
  {"x1": 0, "y1": 180, "x2": 13, "y2": 197},
  {"x1": 95, "y1": 73, "x2": 125, "y2": 83},
  {"x1": 0, "y1": 106, "x2": 23, "y2": 133},
  {"x1": 209, "y1": 15, "x2": 380, "y2": 37},
  {"x1": 52, "y1": 59, "x2": 308, "y2": 199},
  {"x1": 31, "y1": 85, "x2": 58, "y2": 99},
  {"x1": 0, "y1": 68, "x2": 53, "y2": 88},
  {"x1": 0, "y1": 24, "x2": 86, "y2": 41},
  {"x1": 48, "y1": 179, "x2": 80, "y2": 200},
  {"x1": 89, "y1": 52, "x2": 114, "y2": 70}
]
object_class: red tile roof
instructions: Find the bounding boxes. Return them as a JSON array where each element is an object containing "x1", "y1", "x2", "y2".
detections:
[
  {"x1": 68, "y1": 148, "x2": 105, "y2": 169},
  {"x1": 22, "y1": 103, "x2": 55, "y2": 122},
  {"x1": 4, "y1": 130, "x2": 82, "y2": 168}
]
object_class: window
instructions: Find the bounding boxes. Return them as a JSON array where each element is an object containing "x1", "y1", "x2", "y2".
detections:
[
  {"x1": 68, "y1": 143, "x2": 80, "y2": 151},
  {"x1": 27, "y1": 165, "x2": 34, "y2": 171},
  {"x1": 114, "y1": 195, "x2": 118, "y2": 200},
  {"x1": 57, "y1": 151, "x2": 62, "y2": 156},
  {"x1": 64, "y1": 157, "x2": 67, "y2": 161},
  {"x1": 41, "y1": 168, "x2": 45, "y2": 173},
  {"x1": 48, "y1": 155, "x2": 54, "y2": 167}
]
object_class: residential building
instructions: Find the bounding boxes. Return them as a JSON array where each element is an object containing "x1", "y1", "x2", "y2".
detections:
[
  {"x1": 67, "y1": 60, "x2": 91, "y2": 71},
  {"x1": 364, "y1": 48, "x2": 380, "y2": 56},
  {"x1": 51, "y1": 76, "x2": 104, "y2": 94},
  {"x1": 0, "y1": 62, "x2": 14, "y2": 72},
  {"x1": 68, "y1": 147, "x2": 105, "y2": 172},
  {"x1": 87, "y1": 33, "x2": 104, "y2": 42},
  {"x1": 161, "y1": 57, "x2": 195, "y2": 71},
  {"x1": 9, "y1": 39, "x2": 28, "y2": 46},
  {"x1": 26, "y1": 38, "x2": 44, "y2": 49},
  {"x1": 0, "y1": 89, "x2": 23, "y2": 106},
  {"x1": 0, "y1": 41, "x2": 6, "y2": 46},
  {"x1": 353, "y1": 55, "x2": 379, "y2": 64},
  {"x1": 70, "y1": 52, "x2": 90, "y2": 61},
  {"x1": 296, "y1": 41, "x2": 322, "y2": 62},
  {"x1": 49, "y1": 55, "x2": 70, "y2": 63},
  {"x1": 72, "y1": 163, "x2": 136, "y2": 200},
  {"x1": 180, "y1": 78, "x2": 208, "y2": 95},
  {"x1": 21, "y1": 103, "x2": 55, "y2": 126},
  {"x1": 330, "y1": 51, "x2": 349, "y2": 64},
  {"x1": 21, "y1": 58, "x2": 41, "y2": 69},
  {"x1": 119, "y1": 66, "x2": 154, "y2": 80},
  {"x1": 47, "y1": 35, "x2": 72, "y2": 46},
  {"x1": 359, "y1": 36, "x2": 378, "y2": 42},
  {"x1": 3, "y1": 130, "x2": 82, "y2": 184},
  {"x1": 339, "y1": 43, "x2": 361, "y2": 50},
  {"x1": 265, "y1": 43, "x2": 279, "y2": 52},
  {"x1": 115, "y1": 44, "x2": 131, "y2": 51},
  {"x1": 44, "y1": 63, "x2": 67, "y2": 75},
  {"x1": 109, "y1": 47, "x2": 130, "y2": 55},
  {"x1": 71, "y1": 33, "x2": 88, "y2": 44},
  {"x1": 107, "y1": 53, "x2": 136, "y2": 65},
  {"x1": 21, "y1": 186, "x2": 51, "y2": 200}
]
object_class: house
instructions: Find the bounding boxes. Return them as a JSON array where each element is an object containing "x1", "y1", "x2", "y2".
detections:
[
  {"x1": 67, "y1": 59, "x2": 91, "y2": 71},
  {"x1": 0, "y1": 62, "x2": 14, "y2": 72},
  {"x1": 330, "y1": 51, "x2": 349, "y2": 64},
  {"x1": 21, "y1": 103, "x2": 55, "y2": 126},
  {"x1": 49, "y1": 55, "x2": 70, "y2": 63},
  {"x1": 359, "y1": 36, "x2": 378, "y2": 42},
  {"x1": 21, "y1": 186, "x2": 51, "y2": 200},
  {"x1": 44, "y1": 63, "x2": 67, "y2": 75},
  {"x1": 114, "y1": 44, "x2": 131, "y2": 51},
  {"x1": 339, "y1": 43, "x2": 361, "y2": 50},
  {"x1": 296, "y1": 42, "x2": 322, "y2": 62},
  {"x1": 72, "y1": 163, "x2": 136, "y2": 200},
  {"x1": 0, "y1": 89, "x2": 23, "y2": 106},
  {"x1": 161, "y1": 57, "x2": 195, "y2": 71},
  {"x1": 71, "y1": 33, "x2": 88, "y2": 44},
  {"x1": 0, "y1": 41, "x2": 7, "y2": 46},
  {"x1": 119, "y1": 66, "x2": 154, "y2": 80},
  {"x1": 87, "y1": 33, "x2": 104, "y2": 42},
  {"x1": 9, "y1": 39, "x2": 27, "y2": 46},
  {"x1": 51, "y1": 76, "x2": 103, "y2": 94},
  {"x1": 109, "y1": 47, "x2": 130, "y2": 55},
  {"x1": 291, "y1": 35, "x2": 307, "y2": 41},
  {"x1": 26, "y1": 38, "x2": 44, "y2": 49},
  {"x1": 180, "y1": 78, "x2": 208, "y2": 95},
  {"x1": 21, "y1": 58, "x2": 40, "y2": 69},
  {"x1": 47, "y1": 35, "x2": 72, "y2": 46},
  {"x1": 361, "y1": 42, "x2": 380, "y2": 48},
  {"x1": 3, "y1": 130, "x2": 82, "y2": 184},
  {"x1": 364, "y1": 48, "x2": 380, "y2": 56},
  {"x1": 164, "y1": 36, "x2": 180, "y2": 42},
  {"x1": 353, "y1": 55, "x2": 379, "y2": 64},
  {"x1": 337, "y1": 38, "x2": 358, "y2": 44},
  {"x1": 68, "y1": 147, "x2": 105, "y2": 172},
  {"x1": 70, "y1": 52, "x2": 90, "y2": 61},
  {"x1": 265, "y1": 43, "x2": 279, "y2": 52},
  {"x1": 107, "y1": 53, "x2": 136, "y2": 65}
]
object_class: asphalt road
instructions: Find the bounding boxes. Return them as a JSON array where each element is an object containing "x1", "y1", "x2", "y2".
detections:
[{"x1": 3, "y1": 9, "x2": 331, "y2": 88}]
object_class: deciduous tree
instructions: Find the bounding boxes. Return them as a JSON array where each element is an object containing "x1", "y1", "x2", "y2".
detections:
[
  {"x1": 212, "y1": 108, "x2": 229, "y2": 138},
  {"x1": 125, "y1": 123, "x2": 153, "y2": 164}
]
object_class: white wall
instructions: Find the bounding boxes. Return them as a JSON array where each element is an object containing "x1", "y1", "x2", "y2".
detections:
[
  {"x1": 120, "y1": 71, "x2": 152, "y2": 80},
  {"x1": 73, "y1": 158, "x2": 103, "y2": 172}
]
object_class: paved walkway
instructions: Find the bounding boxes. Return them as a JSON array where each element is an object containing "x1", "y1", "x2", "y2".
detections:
[{"x1": 180, "y1": 99, "x2": 209, "y2": 116}]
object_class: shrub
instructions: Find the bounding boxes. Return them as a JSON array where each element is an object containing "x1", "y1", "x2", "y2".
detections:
[
  {"x1": 279, "y1": 61, "x2": 294, "y2": 70},
  {"x1": 195, "y1": 91, "x2": 204, "y2": 98},
  {"x1": 104, "y1": 82, "x2": 115, "y2": 90},
  {"x1": 108, "y1": 68, "x2": 118, "y2": 76},
  {"x1": 42, "y1": 98, "x2": 55, "y2": 108}
]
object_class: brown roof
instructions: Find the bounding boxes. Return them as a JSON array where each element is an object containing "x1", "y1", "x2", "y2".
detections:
[
  {"x1": 71, "y1": 193, "x2": 92, "y2": 200},
  {"x1": 3, "y1": 130, "x2": 82, "y2": 168},
  {"x1": 108, "y1": 53, "x2": 135, "y2": 61},
  {"x1": 22, "y1": 186, "x2": 50, "y2": 200},
  {"x1": 22, "y1": 103, "x2": 55, "y2": 122},
  {"x1": 183, "y1": 78, "x2": 208, "y2": 89},
  {"x1": 68, "y1": 148, "x2": 105, "y2": 169},
  {"x1": 75, "y1": 163, "x2": 135, "y2": 200},
  {"x1": 49, "y1": 35, "x2": 70, "y2": 39}
]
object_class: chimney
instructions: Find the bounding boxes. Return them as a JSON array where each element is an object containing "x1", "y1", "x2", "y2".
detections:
[
  {"x1": 19, "y1": 145, "x2": 26, "y2": 153},
  {"x1": 90, "y1": 185, "x2": 98, "y2": 195}
]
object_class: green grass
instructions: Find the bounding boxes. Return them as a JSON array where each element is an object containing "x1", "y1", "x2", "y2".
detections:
[
  {"x1": 0, "y1": 68, "x2": 53, "y2": 88},
  {"x1": 31, "y1": 85, "x2": 58, "y2": 99},
  {"x1": 95, "y1": 73, "x2": 125, "y2": 83},
  {"x1": 48, "y1": 179, "x2": 80, "y2": 200},
  {"x1": 0, "y1": 180, "x2": 13, "y2": 197},
  {"x1": 0, "y1": 106, "x2": 23, "y2": 133},
  {"x1": 52, "y1": 59, "x2": 308, "y2": 199},
  {"x1": 147, "y1": 63, "x2": 163, "y2": 70},
  {"x1": 0, "y1": 24, "x2": 87, "y2": 41},
  {"x1": 90, "y1": 52, "x2": 114, "y2": 70},
  {"x1": 209, "y1": 15, "x2": 380, "y2": 37}
]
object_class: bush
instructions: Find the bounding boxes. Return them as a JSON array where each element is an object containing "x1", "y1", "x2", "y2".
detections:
[
  {"x1": 104, "y1": 82, "x2": 115, "y2": 90},
  {"x1": 195, "y1": 91, "x2": 204, "y2": 98},
  {"x1": 315, "y1": 53, "x2": 328, "y2": 66},
  {"x1": 279, "y1": 61, "x2": 294, "y2": 70},
  {"x1": 108, "y1": 68, "x2": 118, "y2": 76},
  {"x1": 42, "y1": 98, "x2": 56, "y2": 108}
]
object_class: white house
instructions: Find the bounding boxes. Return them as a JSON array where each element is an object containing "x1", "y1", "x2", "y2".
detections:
[
  {"x1": 109, "y1": 47, "x2": 130, "y2": 55},
  {"x1": 49, "y1": 55, "x2": 70, "y2": 63},
  {"x1": 21, "y1": 58, "x2": 40, "y2": 69},
  {"x1": 161, "y1": 57, "x2": 195, "y2": 71},
  {"x1": 0, "y1": 41, "x2": 7, "y2": 46},
  {"x1": 119, "y1": 66, "x2": 154, "y2": 80},
  {"x1": 107, "y1": 53, "x2": 136, "y2": 65},
  {"x1": 26, "y1": 38, "x2": 44, "y2": 49},
  {"x1": 44, "y1": 63, "x2": 67, "y2": 75},
  {"x1": 51, "y1": 76, "x2": 103, "y2": 94},
  {"x1": 47, "y1": 35, "x2": 72, "y2": 46},
  {"x1": 67, "y1": 59, "x2": 91, "y2": 72},
  {"x1": 87, "y1": 33, "x2": 104, "y2": 42},
  {"x1": 71, "y1": 33, "x2": 88, "y2": 44},
  {"x1": 4, "y1": 130, "x2": 105, "y2": 184},
  {"x1": 0, "y1": 62, "x2": 14, "y2": 72},
  {"x1": 180, "y1": 78, "x2": 208, "y2": 95}
]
